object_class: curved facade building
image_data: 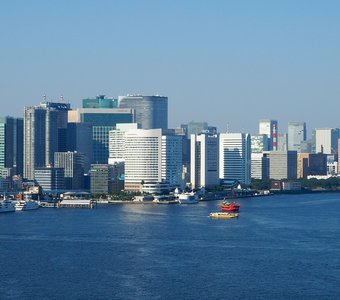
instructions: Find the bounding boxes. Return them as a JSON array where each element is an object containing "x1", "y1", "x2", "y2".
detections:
[{"x1": 118, "y1": 95, "x2": 168, "y2": 130}]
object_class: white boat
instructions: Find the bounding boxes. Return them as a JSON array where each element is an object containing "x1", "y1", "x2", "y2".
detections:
[
  {"x1": 178, "y1": 192, "x2": 199, "y2": 204},
  {"x1": 15, "y1": 195, "x2": 40, "y2": 211},
  {"x1": 153, "y1": 195, "x2": 180, "y2": 204},
  {"x1": 0, "y1": 194, "x2": 16, "y2": 213}
]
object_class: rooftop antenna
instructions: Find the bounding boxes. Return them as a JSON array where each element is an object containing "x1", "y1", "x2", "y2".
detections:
[
  {"x1": 43, "y1": 94, "x2": 47, "y2": 101},
  {"x1": 60, "y1": 95, "x2": 64, "y2": 103}
]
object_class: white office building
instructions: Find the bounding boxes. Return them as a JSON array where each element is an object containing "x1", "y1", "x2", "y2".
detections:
[
  {"x1": 219, "y1": 133, "x2": 251, "y2": 185},
  {"x1": 259, "y1": 119, "x2": 278, "y2": 150},
  {"x1": 108, "y1": 123, "x2": 139, "y2": 164},
  {"x1": 190, "y1": 133, "x2": 219, "y2": 189},
  {"x1": 123, "y1": 129, "x2": 182, "y2": 191},
  {"x1": 124, "y1": 129, "x2": 162, "y2": 191},
  {"x1": 315, "y1": 128, "x2": 339, "y2": 154}
]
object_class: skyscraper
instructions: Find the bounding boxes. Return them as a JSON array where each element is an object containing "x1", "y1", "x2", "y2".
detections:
[
  {"x1": 183, "y1": 121, "x2": 217, "y2": 139},
  {"x1": 24, "y1": 101, "x2": 70, "y2": 180},
  {"x1": 54, "y1": 151, "x2": 85, "y2": 190},
  {"x1": 190, "y1": 133, "x2": 219, "y2": 189},
  {"x1": 288, "y1": 122, "x2": 307, "y2": 152},
  {"x1": 0, "y1": 116, "x2": 23, "y2": 176},
  {"x1": 34, "y1": 167, "x2": 65, "y2": 192},
  {"x1": 259, "y1": 119, "x2": 278, "y2": 150},
  {"x1": 118, "y1": 95, "x2": 168, "y2": 130},
  {"x1": 68, "y1": 108, "x2": 134, "y2": 164},
  {"x1": 82, "y1": 95, "x2": 118, "y2": 109},
  {"x1": 124, "y1": 129, "x2": 163, "y2": 191},
  {"x1": 66, "y1": 123, "x2": 93, "y2": 173},
  {"x1": 251, "y1": 152, "x2": 269, "y2": 180},
  {"x1": 161, "y1": 133, "x2": 183, "y2": 187},
  {"x1": 251, "y1": 134, "x2": 269, "y2": 153},
  {"x1": 108, "y1": 123, "x2": 139, "y2": 164},
  {"x1": 277, "y1": 133, "x2": 288, "y2": 151},
  {"x1": 315, "y1": 128, "x2": 339, "y2": 154},
  {"x1": 268, "y1": 151, "x2": 297, "y2": 180},
  {"x1": 219, "y1": 133, "x2": 251, "y2": 185},
  {"x1": 109, "y1": 127, "x2": 183, "y2": 191}
]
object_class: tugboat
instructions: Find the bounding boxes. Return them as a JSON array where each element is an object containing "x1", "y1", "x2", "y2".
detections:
[{"x1": 220, "y1": 201, "x2": 240, "y2": 212}]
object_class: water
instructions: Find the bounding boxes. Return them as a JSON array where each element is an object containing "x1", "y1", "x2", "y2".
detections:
[{"x1": 1, "y1": 193, "x2": 340, "y2": 299}]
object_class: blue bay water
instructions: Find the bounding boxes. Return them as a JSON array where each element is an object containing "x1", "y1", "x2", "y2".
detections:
[{"x1": 1, "y1": 193, "x2": 340, "y2": 299}]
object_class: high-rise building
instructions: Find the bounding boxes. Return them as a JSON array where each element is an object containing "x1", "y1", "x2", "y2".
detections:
[
  {"x1": 124, "y1": 129, "x2": 162, "y2": 191},
  {"x1": 251, "y1": 152, "x2": 269, "y2": 180},
  {"x1": 190, "y1": 133, "x2": 219, "y2": 189},
  {"x1": 118, "y1": 95, "x2": 168, "y2": 130},
  {"x1": 277, "y1": 133, "x2": 288, "y2": 151},
  {"x1": 34, "y1": 167, "x2": 65, "y2": 192},
  {"x1": 251, "y1": 134, "x2": 269, "y2": 153},
  {"x1": 268, "y1": 151, "x2": 297, "y2": 180},
  {"x1": 66, "y1": 123, "x2": 93, "y2": 173},
  {"x1": 183, "y1": 121, "x2": 217, "y2": 139},
  {"x1": 54, "y1": 151, "x2": 85, "y2": 190},
  {"x1": 315, "y1": 128, "x2": 339, "y2": 154},
  {"x1": 108, "y1": 123, "x2": 139, "y2": 164},
  {"x1": 173, "y1": 127, "x2": 191, "y2": 185},
  {"x1": 259, "y1": 119, "x2": 278, "y2": 150},
  {"x1": 110, "y1": 128, "x2": 183, "y2": 191},
  {"x1": 0, "y1": 117, "x2": 23, "y2": 176},
  {"x1": 24, "y1": 101, "x2": 70, "y2": 180},
  {"x1": 82, "y1": 95, "x2": 118, "y2": 109},
  {"x1": 219, "y1": 133, "x2": 251, "y2": 185},
  {"x1": 161, "y1": 134, "x2": 183, "y2": 187},
  {"x1": 288, "y1": 122, "x2": 307, "y2": 152},
  {"x1": 300, "y1": 140, "x2": 313, "y2": 153},
  {"x1": 68, "y1": 108, "x2": 134, "y2": 164}
]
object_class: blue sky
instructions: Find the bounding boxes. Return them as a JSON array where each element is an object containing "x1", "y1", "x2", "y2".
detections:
[{"x1": 1, "y1": 0, "x2": 340, "y2": 135}]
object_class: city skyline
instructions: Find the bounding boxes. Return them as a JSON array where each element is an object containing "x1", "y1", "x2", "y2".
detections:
[
  {"x1": 2, "y1": 95, "x2": 340, "y2": 137},
  {"x1": 1, "y1": 1, "x2": 340, "y2": 133}
]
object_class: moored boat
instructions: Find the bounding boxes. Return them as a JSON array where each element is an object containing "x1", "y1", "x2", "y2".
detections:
[
  {"x1": 0, "y1": 195, "x2": 16, "y2": 213},
  {"x1": 178, "y1": 192, "x2": 199, "y2": 204},
  {"x1": 15, "y1": 197, "x2": 40, "y2": 211},
  {"x1": 209, "y1": 212, "x2": 239, "y2": 219}
]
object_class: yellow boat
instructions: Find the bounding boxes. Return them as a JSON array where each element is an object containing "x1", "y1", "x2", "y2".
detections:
[{"x1": 209, "y1": 212, "x2": 239, "y2": 219}]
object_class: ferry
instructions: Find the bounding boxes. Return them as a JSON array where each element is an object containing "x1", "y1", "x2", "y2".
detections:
[
  {"x1": 220, "y1": 201, "x2": 240, "y2": 212},
  {"x1": 0, "y1": 195, "x2": 16, "y2": 213},
  {"x1": 209, "y1": 212, "x2": 239, "y2": 219}
]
